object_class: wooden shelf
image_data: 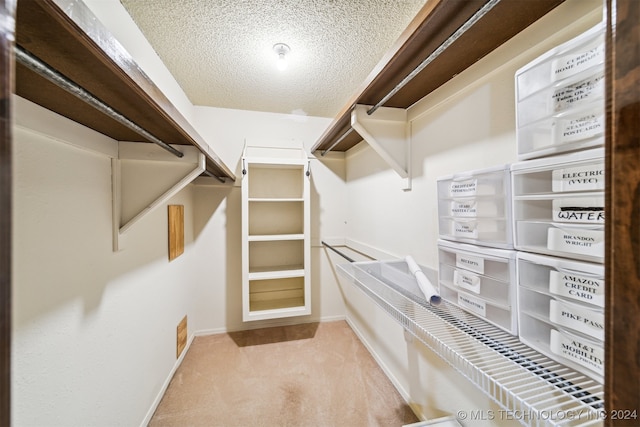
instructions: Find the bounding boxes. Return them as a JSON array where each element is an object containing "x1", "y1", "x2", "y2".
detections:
[
  {"x1": 311, "y1": 0, "x2": 565, "y2": 154},
  {"x1": 15, "y1": 0, "x2": 235, "y2": 180}
]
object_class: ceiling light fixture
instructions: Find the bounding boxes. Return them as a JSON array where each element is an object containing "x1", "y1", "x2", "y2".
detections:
[{"x1": 273, "y1": 43, "x2": 291, "y2": 71}]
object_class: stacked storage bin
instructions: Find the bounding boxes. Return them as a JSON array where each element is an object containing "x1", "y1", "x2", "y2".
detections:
[
  {"x1": 437, "y1": 239, "x2": 518, "y2": 334},
  {"x1": 516, "y1": 252, "x2": 604, "y2": 383},
  {"x1": 512, "y1": 22, "x2": 605, "y2": 383},
  {"x1": 436, "y1": 166, "x2": 518, "y2": 335},
  {"x1": 511, "y1": 149, "x2": 604, "y2": 263},
  {"x1": 437, "y1": 165, "x2": 513, "y2": 249},
  {"x1": 515, "y1": 23, "x2": 605, "y2": 161}
]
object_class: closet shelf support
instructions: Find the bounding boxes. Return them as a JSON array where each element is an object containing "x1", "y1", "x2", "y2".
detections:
[
  {"x1": 351, "y1": 104, "x2": 411, "y2": 190},
  {"x1": 112, "y1": 141, "x2": 204, "y2": 252}
]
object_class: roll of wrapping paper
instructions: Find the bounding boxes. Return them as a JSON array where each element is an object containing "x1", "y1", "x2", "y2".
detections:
[{"x1": 405, "y1": 256, "x2": 441, "y2": 305}]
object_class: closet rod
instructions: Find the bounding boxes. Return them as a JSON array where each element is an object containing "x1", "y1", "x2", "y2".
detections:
[
  {"x1": 321, "y1": 127, "x2": 354, "y2": 157},
  {"x1": 367, "y1": 0, "x2": 500, "y2": 116},
  {"x1": 321, "y1": 241, "x2": 356, "y2": 263},
  {"x1": 14, "y1": 46, "x2": 184, "y2": 159},
  {"x1": 202, "y1": 169, "x2": 225, "y2": 183}
]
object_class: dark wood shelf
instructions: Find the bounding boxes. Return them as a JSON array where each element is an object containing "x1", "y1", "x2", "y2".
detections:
[
  {"x1": 311, "y1": 0, "x2": 565, "y2": 154},
  {"x1": 15, "y1": 0, "x2": 235, "y2": 180}
]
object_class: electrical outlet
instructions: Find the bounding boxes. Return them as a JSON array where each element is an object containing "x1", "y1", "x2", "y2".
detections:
[{"x1": 177, "y1": 315, "x2": 187, "y2": 358}]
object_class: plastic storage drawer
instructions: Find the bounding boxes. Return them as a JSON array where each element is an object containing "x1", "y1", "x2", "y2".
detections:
[
  {"x1": 438, "y1": 240, "x2": 517, "y2": 335},
  {"x1": 517, "y1": 251, "x2": 604, "y2": 308},
  {"x1": 518, "y1": 315, "x2": 603, "y2": 383},
  {"x1": 517, "y1": 106, "x2": 604, "y2": 162},
  {"x1": 437, "y1": 165, "x2": 512, "y2": 249},
  {"x1": 517, "y1": 69, "x2": 604, "y2": 128},
  {"x1": 517, "y1": 251, "x2": 604, "y2": 383},
  {"x1": 519, "y1": 287, "x2": 603, "y2": 341},
  {"x1": 515, "y1": 23, "x2": 605, "y2": 160},
  {"x1": 511, "y1": 148, "x2": 604, "y2": 262}
]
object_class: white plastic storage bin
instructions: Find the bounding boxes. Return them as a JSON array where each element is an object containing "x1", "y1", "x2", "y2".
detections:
[
  {"x1": 511, "y1": 148, "x2": 604, "y2": 263},
  {"x1": 517, "y1": 251, "x2": 604, "y2": 308},
  {"x1": 437, "y1": 165, "x2": 513, "y2": 249},
  {"x1": 438, "y1": 240, "x2": 518, "y2": 335},
  {"x1": 515, "y1": 23, "x2": 605, "y2": 160},
  {"x1": 517, "y1": 252, "x2": 604, "y2": 383},
  {"x1": 519, "y1": 288, "x2": 604, "y2": 341},
  {"x1": 518, "y1": 316, "x2": 603, "y2": 384}
]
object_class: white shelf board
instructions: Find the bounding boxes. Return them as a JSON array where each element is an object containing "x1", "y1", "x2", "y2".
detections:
[
  {"x1": 248, "y1": 234, "x2": 304, "y2": 242},
  {"x1": 247, "y1": 298, "x2": 308, "y2": 320},
  {"x1": 248, "y1": 267, "x2": 305, "y2": 281},
  {"x1": 513, "y1": 192, "x2": 605, "y2": 201},
  {"x1": 248, "y1": 197, "x2": 305, "y2": 202}
]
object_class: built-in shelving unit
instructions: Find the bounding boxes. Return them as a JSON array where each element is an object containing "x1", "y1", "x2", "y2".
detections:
[
  {"x1": 241, "y1": 146, "x2": 311, "y2": 321},
  {"x1": 311, "y1": 0, "x2": 565, "y2": 155}
]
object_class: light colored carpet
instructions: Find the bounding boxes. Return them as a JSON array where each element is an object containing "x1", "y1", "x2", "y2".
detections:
[{"x1": 149, "y1": 320, "x2": 419, "y2": 426}]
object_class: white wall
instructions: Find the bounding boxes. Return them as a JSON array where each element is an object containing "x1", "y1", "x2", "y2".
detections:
[
  {"x1": 11, "y1": 97, "x2": 202, "y2": 426},
  {"x1": 338, "y1": 0, "x2": 604, "y2": 424},
  {"x1": 11, "y1": 102, "x2": 347, "y2": 427},
  {"x1": 14, "y1": 5, "x2": 203, "y2": 421},
  {"x1": 11, "y1": 2, "x2": 350, "y2": 425}
]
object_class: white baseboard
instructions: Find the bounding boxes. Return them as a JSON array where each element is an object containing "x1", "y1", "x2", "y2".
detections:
[
  {"x1": 193, "y1": 326, "x2": 227, "y2": 336},
  {"x1": 345, "y1": 316, "x2": 425, "y2": 421},
  {"x1": 139, "y1": 332, "x2": 196, "y2": 427},
  {"x1": 194, "y1": 314, "x2": 346, "y2": 336}
]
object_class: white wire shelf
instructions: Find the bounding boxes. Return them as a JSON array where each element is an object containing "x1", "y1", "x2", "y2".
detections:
[{"x1": 337, "y1": 259, "x2": 604, "y2": 427}]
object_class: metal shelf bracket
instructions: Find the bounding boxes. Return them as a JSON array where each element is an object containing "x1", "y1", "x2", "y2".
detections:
[
  {"x1": 112, "y1": 141, "x2": 205, "y2": 251},
  {"x1": 351, "y1": 104, "x2": 411, "y2": 190}
]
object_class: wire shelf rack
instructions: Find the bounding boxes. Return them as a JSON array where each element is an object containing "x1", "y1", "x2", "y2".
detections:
[{"x1": 337, "y1": 260, "x2": 604, "y2": 427}]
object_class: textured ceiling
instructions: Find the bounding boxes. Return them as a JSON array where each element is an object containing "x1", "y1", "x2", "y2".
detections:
[{"x1": 119, "y1": 0, "x2": 427, "y2": 118}]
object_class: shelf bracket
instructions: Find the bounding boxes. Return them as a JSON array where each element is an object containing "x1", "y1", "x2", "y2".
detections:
[
  {"x1": 112, "y1": 141, "x2": 205, "y2": 252},
  {"x1": 351, "y1": 104, "x2": 411, "y2": 190}
]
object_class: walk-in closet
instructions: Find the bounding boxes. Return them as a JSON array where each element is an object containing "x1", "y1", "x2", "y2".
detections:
[{"x1": 1, "y1": 0, "x2": 638, "y2": 426}]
